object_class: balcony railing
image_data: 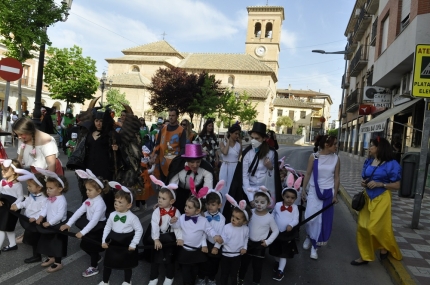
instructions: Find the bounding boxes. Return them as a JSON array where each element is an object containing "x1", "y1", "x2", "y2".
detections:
[
  {"x1": 346, "y1": 88, "x2": 361, "y2": 112},
  {"x1": 342, "y1": 73, "x2": 350, "y2": 89},
  {"x1": 352, "y1": 5, "x2": 372, "y2": 42},
  {"x1": 370, "y1": 17, "x2": 378, "y2": 46},
  {"x1": 349, "y1": 45, "x2": 369, "y2": 77},
  {"x1": 366, "y1": 0, "x2": 379, "y2": 15}
]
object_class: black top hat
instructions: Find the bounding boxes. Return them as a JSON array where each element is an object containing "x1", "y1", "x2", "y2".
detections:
[{"x1": 249, "y1": 122, "x2": 267, "y2": 137}]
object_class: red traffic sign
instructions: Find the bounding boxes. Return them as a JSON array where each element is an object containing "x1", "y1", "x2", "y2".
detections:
[{"x1": 0, "y1": 58, "x2": 23, "y2": 81}]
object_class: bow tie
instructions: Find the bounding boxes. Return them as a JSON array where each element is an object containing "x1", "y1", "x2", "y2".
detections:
[
  {"x1": 184, "y1": 166, "x2": 197, "y2": 174},
  {"x1": 1, "y1": 180, "x2": 13, "y2": 187},
  {"x1": 114, "y1": 214, "x2": 127, "y2": 223},
  {"x1": 85, "y1": 201, "x2": 91, "y2": 206},
  {"x1": 48, "y1": 196, "x2": 57, "y2": 203},
  {"x1": 281, "y1": 205, "x2": 293, "y2": 212},
  {"x1": 185, "y1": 215, "x2": 198, "y2": 224},
  {"x1": 30, "y1": 193, "x2": 41, "y2": 201},
  {"x1": 159, "y1": 207, "x2": 176, "y2": 226},
  {"x1": 206, "y1": 214, "x2": 220, "y2": 222}
]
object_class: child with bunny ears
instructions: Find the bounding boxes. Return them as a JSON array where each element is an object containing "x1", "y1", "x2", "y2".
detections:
[
  {"x1": 10, "y1": 169, "x2": 47, "y2": 263},
  {"x1": 146, "y1": 175, "x2": 181, "y2": 285},
  {"x1": 99, "y1": 182, "x2": 143, "y2": 285},
  {"x1": 270, "y1": 173, "x2": 302, "y2": 281},
  {"x1": 238, "y1": 186, "x2": 279, "y2": 285},
  {"x1": 170, "y1": 177, "x2": 223, "y2": 285},
  {"x1": 0, "y1": 159, "x2": 24, "y2": 254},
  {"x1": 34, "y1": 168, "x2": 69, "y2": 273},
  {"x1": 60, "y1": 169, "x2": 110, "y2": 278},
  {"x1": 215, "y1": 194, "x2": 252, "y2": 285}
]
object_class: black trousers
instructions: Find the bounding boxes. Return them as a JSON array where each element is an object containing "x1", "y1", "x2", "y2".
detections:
[
  {"x1": 103, "y1": 268, "x2": 132, "y2": 283},
  {"x1": 220, "y1": 255, "x2": 241, "y2": 285},
  {"x1": 238, "y1": 254, "x2": 264, "y2": 283},
  {"x1": 150, "y1": 262, "x2": 175, "y2": 280},
  {"x1": 198, "y1": 255, "x2": 221, "y2": 281},
  {"x1": 181, "y1": 263, "x2": 200, "y2": 285},
  {"x1": 82, "y1": 248, "x2": 100, "y2": 268}
]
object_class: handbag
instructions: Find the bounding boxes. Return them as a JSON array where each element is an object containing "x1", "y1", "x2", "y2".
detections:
[{"x1": 351, "y1": 160, "x2": 382, "y2": 211}]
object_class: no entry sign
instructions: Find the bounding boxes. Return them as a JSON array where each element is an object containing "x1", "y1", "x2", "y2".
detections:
[{"x1": 0, "y1": 57, "x2": 23, "y2": 81}]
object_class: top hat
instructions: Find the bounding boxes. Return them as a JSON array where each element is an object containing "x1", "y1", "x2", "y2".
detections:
[
  {"x1": 249, "y1": 122, "x2": 267, "y2": 137},
  {"x1": 181, "y1": 144, "x2": 206, "y2": 159}
]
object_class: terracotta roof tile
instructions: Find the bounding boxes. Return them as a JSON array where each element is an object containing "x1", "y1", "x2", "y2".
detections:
[
  {"x1": 273, "y1": 98, "x2": 314, "y2": 108},
  {"x1": 106, "y1": 55, "x2": 174, "y2": 63},
  {"x1": 122, "y1": 40, "x2": 184, "y2": 58},
  {"x1": 233, "y1": 87, "x2": 268, "y2": 99}
]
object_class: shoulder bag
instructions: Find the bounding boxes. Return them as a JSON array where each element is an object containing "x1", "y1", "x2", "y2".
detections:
[{"x1": 351, "y1": 161, "x2": 382, "y2": 211}]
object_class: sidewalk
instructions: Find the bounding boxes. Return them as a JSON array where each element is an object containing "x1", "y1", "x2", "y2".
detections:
[{"x1": 338, "y1": 152, "x2": 430, "y2": 285}]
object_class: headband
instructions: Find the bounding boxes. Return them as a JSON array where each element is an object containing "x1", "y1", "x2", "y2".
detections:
[
  {"x1": 13, "y1": 167, "x2": 44, "y2": 188},
  {"x1": 205, "y1": 180, "x2": 225, "y2": 203},
  {"x1": 189, "y1": 176, "x2": 209, "y2": 209},
  {"x1": 108, "y1": 181, "x2": 133, "y2": 203},
  {"x1": 282, "y1": 173, "x2": 303, "y2": 196},
  {"x1": 149, "y1": 175, "x2": 178, "y2": 200},
  {"x1": 225, "y1": 194, "x2": 249, "y2": 221},
  {"x1": 35, "y1": 167, "x2": 64, "y2": 188},
  {"x1": 75, "y1": 169, "x2": 104, "y2": 189},
  {"x1": 0, "y1": 159, "x2": 12, "y2": 168}
]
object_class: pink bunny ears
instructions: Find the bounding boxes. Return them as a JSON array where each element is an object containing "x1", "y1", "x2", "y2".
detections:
[
  {"x1": 75, "y1": 169, "x2": 103, "y2": 189},
  {"x1": 150, "y1": 175, "x2": 178, "y2": 200},
  {"x1": 282, "y1": 173, "x2": 303, "y2": 196},
  {"x1": 205, "y1": 180, "x2": 225, "y2": 202},
  {"x1": 0, "y1": 159, "x2": 12, "y2": 168},
  {"x1": 108, "y1": 181, "x2": 133, "y2": 203},
  {"x1": 189, "y1": 176, "x2": 209, "y2": 209},
  {"x1": 14, "y1": 168, "x2": 43, "y2": 187},
  {"x1": 278, "y1": 156, "x2": 286, "y2": 169},
  {"x1": 225, "y1": 194, "x2": 249, "y2": 221},
  {"x1": 35, "y1": 167, "x2": 64, "y2": 188}
]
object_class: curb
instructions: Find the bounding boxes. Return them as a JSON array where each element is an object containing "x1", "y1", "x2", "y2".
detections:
[{"x1": 338, "y1": 184, "x2": 418, "y2": 285}]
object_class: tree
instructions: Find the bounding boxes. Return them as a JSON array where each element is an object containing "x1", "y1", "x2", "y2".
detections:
[
  {"x1": 238, "y1": 92, "x2": 258, "y2": 129},
  {"x1": 276, "y1": 116, "x2": 294, "y2": 133},
  {"x1": 105, "y1": 88, "x2": 130, "y2": 114},
  {"x1": 328, "y1": 128, "x2": 338, "y2": 137},
  {"x1": 217, "y1": 90, "x2": 241, "y2": 128},
  {"x1": 44, "y1": 45, "x2": 99, "y2": 108}
]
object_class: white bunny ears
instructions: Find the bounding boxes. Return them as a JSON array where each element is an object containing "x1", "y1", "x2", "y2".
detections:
[
  {"x1": 282, "y1": 173, "x2": 303, "y2": 196},
  {"x1": 13, "y1": 168, "x2": 43, "y2": 187},
  {"x1": 75, "y1": 169, "x2": 103, "y2": 189},
  {"x1": 149, "y1": 175, "x2": 178, "y2": 200},
  {"x1": 189, "y1": 176, "x2": 209, "y2": 209},
  {"x1": 256, "y1": 186, "x2": 272, "y2": 202},
  {"x1": 0, "y1": 159, "x2": 12, "y2": 168},
  {"x1": 35, "y1": 167, "x2": 64, "y2": 188},
  {"x1": 205, "y1": 180, "x2": 225, "y2": 202},
  {"x1": 108, "y1": 181, "x2": 133, "y2": 203},
  {"x1": 225, "y1": 194, "x2": 249, "y2": 221}
]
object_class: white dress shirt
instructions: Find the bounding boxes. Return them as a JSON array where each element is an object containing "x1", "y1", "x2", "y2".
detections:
[
  {"x1": 171, "y1": 214, "x2": 218, "y2": 250},
  {"x1": 248, "y1": 209, "x2": 279, "y2": 246},
  {"x1": 39, "y1": 195, "x2": 67, "y2": 226},
  {"x1": 102, "y1": 210, "x2": 143, "y2": 249},
  {"x1": 14, "y1": 193, "x2": 47, "y2": 219},
  {"x1": 215, "y1": 223, "x2": 249, "y2": 257},
  {"x1": 202, "y1": 211, "x2": 225, "y2": 246},
  {"x1": 272, "y1": 202, "x2": 299, "y2": 232},
  {"x1": 66, "y1": 195, "x2": 106, "y2": 235},
  {"x1": 1, "y1": 181, "x2": 24, "y2": 203},
  {"x1": 170, "y1": 165, "x2": 213, "y2": 190},
  {"x1": 151, "y1": 206, "x2": 182, "y2": 240}
]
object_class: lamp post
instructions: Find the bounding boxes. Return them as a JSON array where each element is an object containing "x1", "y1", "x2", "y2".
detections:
[
  {"x1": 312, "y1": 48, "x2": 350, "y2": 152},
  {"x1": 99, "y1": 71, "x2": 113, "y2": 105},
  {"x1": 33, "y1": 0, "x2": 73, "y2": 125}
]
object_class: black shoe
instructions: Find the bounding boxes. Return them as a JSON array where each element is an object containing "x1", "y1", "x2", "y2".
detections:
[
  {"x1": 380, "y1": 252, "x2": 388, "y2": 260},
  {"x1": 272, "y1": 270, "x2": 284, "y2": 281},
  {"x1": 24, "y1": 255, "x2": 42, "y2": 263},
  {"x1": 2, "y1": 245, "x2": 18, "y2": 252},
  {"x1": 350, "y1": 260, "x2": 369, "y2": 266},
  {"x1": 273, "y1": 262, "x2": 279, "y2": 273}
]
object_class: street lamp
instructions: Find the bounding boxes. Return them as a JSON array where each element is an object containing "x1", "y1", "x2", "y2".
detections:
[
  {"x1": 99, "y1": 71, "x2": 113, "y2": 105},
  {"x1": 33, "y1": 0, "x2": 73, "y2": 125},
  {"x1": 312, "y1": 48, "x2": 350, "y2": 152}
]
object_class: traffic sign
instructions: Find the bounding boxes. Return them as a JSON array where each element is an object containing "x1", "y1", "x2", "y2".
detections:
[
  {"x1": 412, "y1": 44, "x2": 430, "y2": 97},
  {"x1": 0, "y1": 57, "x2": 23, "y2": 81}
]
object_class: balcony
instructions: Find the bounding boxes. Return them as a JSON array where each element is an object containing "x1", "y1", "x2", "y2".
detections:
[
  {"x1": 346, "y1": 88, "x2": 361, "y2": 112},
  {"x1": 352, "y1": 5, "x2": 372, "y2": 42},
  {"x1": 370, "y1": 17, "x2": 378, "y2": 46},
  {"x1": 346, "y1": 40, "x2": 356, "y2": 60},
  {"x1": 349, "y1": 45, "x2": 368, "y2": 77},
  {"x1": 341, "y1": 73, "x2": 350, "y2": 89},
  {"x1": 366, "y1": 0, "x2": 379, "y2": 15}
]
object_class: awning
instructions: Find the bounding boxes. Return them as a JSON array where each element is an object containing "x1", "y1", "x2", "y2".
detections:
[{"x1": 359, "y1": 98, "x2": 422, "y2": 133}]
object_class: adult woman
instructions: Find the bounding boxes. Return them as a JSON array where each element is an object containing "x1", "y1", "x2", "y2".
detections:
[
  {"x1": 351, "y1": 137, "x2": 402, "y2": 265},
  {"x1": 196, "y1": 119, "x2": 219, "y2": 168},
  {"x1": 180, "y1": 119, "x2": 195, "y2": 143},
  {"x1": 266, "y1": 130, "x2": 279, "y2": 150},
  {"x1": 138, "y1": 117, "x2": 150, "y2": 148},
  {"x1": 302, "y1": 135, "x2": 339, "y2": 260},
  {"x1": 13, "y1": 117, "x2": 59, "y2": 172},
  {"x1": 218, "y1": 123, "x2": 242, "y2": 211}
]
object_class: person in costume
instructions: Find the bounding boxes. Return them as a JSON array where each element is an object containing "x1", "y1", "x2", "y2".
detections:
[
  {"x1": 66, "y1": 132, "x2": 78, "y2": 157},
  {"x1": 0, "y1": 159, "x2": 24, "y2": 253},
  {"x1": 35, "y1": 169, "x2": 69, "y2": 273},
  {"x1": 99, "y1": 182, "x2": 143, "y2": 285},
  {"x1": 10, "y1": 171, "x2": 47, "y2": 263},
  {"x1": 167, "y1": 143, "x2": 214, "y2": 214},
  {"x1": 351, "y1": 137, "x2": 402, "y2": 266},
  {"x1": 215, "y1": 194, "x2": 251, "y2": 285},
  {"x1": 238, "y1": 187, "x2": 279, "y2": 285},
  {"x1": 195, "y1": 119, "x2": 219, "y2": 169},
  {"x1": 170, "y1": 185, "x2": 223, "y2": 285},
  {"x1": 61, "y1": 111, "x2": 76, "y2": 154},
  {"x1": 60, "y1": 169, "x2": 110, "y2": 278},
  {"x1": 146, "y1": 176, "x2": 181, "y2": 285},
  {"x1": 196, "y1": 180, "x2": 226, "y2": 285},
  {"x1": 218, "y1": 123, "x2": 242, "y2": 212},
  {"x1": 181, "y1": 119, "x2": 196, "y2": 143},
  {"x1": 270, "y1": 174, "x2": 302, "y2": 281},
  {"x1": 134, "y1": 146, "x2": 155, "y2": 212},
  {"x1": 302, "y1": 135, "x2": 339, "y2": 260}
]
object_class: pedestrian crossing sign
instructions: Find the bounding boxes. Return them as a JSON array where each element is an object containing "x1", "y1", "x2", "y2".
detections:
[{"x1": 412, "y1": 44, "x2": 430, "y2": 97}]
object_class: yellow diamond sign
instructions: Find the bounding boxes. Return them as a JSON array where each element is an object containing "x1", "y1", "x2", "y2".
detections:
[{"x1": 412, "y1": 44, "x2": 430, "y2": 98}]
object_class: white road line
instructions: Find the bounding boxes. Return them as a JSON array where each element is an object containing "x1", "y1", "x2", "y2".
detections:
[{"x1": 0, "y1": 263, "x2": 41, "y2": 283}]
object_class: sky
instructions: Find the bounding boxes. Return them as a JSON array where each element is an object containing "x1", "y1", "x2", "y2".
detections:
[{"x1": 48, "y1": 0, "x2": 355, "y2": 122}]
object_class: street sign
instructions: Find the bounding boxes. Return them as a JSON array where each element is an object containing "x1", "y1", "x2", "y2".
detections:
[
  {"x1": 0, "y1": 57, "x2": 23, "y2": 81},
  {"x1": 412, "y1": 44, "x2": 430, "y2": 97}
]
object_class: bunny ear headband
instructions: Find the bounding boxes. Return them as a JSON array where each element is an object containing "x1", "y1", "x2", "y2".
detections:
[
  {"x1": 256, "y1": 186, "x2": 272, "y2": 202},
  {"x1": 35, "y1": 167, "x2": 64, "y2": 188},
  {"x1": 282, "y1": 173, "x2": 303, "y2": 196},
  {"x1": 278, "y1": 156, "x2": 286, "y2": 169},
  {"x1": 0, "y1": 159, "x2": 12, "y2": 168},
  {"x1": 108, "y1": 181, "x2": 133, "y2": 203},
  {"x1": 149, "y1": 175, "x2": 178, "y2": 200},
  {"x1": 189, "y1": 176, "x2": 209, "y2": 209},
  {"x1": 13, "y1": 167, "x2": 43, "y2": 188},
  {"x1": 225, "y1": 194, "x2": 249, "y2": 221},
  {"x1": 75, "y1": 169, "x2": 103, "y2": 189},
  {"x1": 205, "y1": 180, "x2": 225, "y2": 202}
]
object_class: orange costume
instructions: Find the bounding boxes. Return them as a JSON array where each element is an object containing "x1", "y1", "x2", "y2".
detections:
[
  {"x1": 137, "y1": 149, "x2": 155, "y2": 201},
  {"x1": 153, "y1": 125, "x2": 184, "y2": 179}
]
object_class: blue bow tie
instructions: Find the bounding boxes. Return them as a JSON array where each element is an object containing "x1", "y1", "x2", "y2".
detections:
[
  {"x1": 185, "y1": 215, "x2": 198, "y2": 224},
  {"x1": 206, "y1": 214, "x2": 220, "y2": 222},
  {"x1": 29, "y1": 193, "x2": 41, "y2": 201}
]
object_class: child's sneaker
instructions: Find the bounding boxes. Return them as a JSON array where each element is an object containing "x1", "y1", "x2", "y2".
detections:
[
  {"x1": 82, "y1": 266, "x2": 99, "y2": 277},
  {"x1": 207, "y1": 280, "x2": 216, "y2": 285},
  {"x1": 272, "y1": 270, "x2": 284, "y2": 281},
  {"x1": 195, "y1": 278, "x2": 205, "y2": 285}
]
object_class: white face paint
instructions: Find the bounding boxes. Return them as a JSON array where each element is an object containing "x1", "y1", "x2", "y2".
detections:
[
  {"x1": 254, "y1": 195, "x2": 269, "y2": 211},
  {"x1": 251, "y1": 139, "x2": 262, "y2": 149}
]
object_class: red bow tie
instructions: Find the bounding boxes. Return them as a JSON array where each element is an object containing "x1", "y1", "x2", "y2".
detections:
[
  {"x1": 85, "y1": 201, "x2": 91, "y2": 206},
  {"x1": 1, "y1": 180, "x2": 13, "y2": 187},
  {"x1": 281, "y1": 205, "x2": 293, "y2": 212},
  {"x1": 184, "y1": 166, "x2": 197, "y2": 174},
  {"x1": 48, "y1": 196, "x2": 57, "y2": 203},
  {"x1": 159, "y1": 207, "x2": 176, "y2": 226}
]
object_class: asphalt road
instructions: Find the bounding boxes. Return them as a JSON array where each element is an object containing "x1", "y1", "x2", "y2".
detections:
[{"x1": 0, "y1": 145, "x2": 394, "y2": 285}]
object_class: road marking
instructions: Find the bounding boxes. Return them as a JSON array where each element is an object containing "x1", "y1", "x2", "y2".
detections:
[
  {"x1": 0, "y1": 65, "x2": 20, "y2": 74},
  {"x1": 0, "y1": 263, "x2": 41, "y2": 283}
]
